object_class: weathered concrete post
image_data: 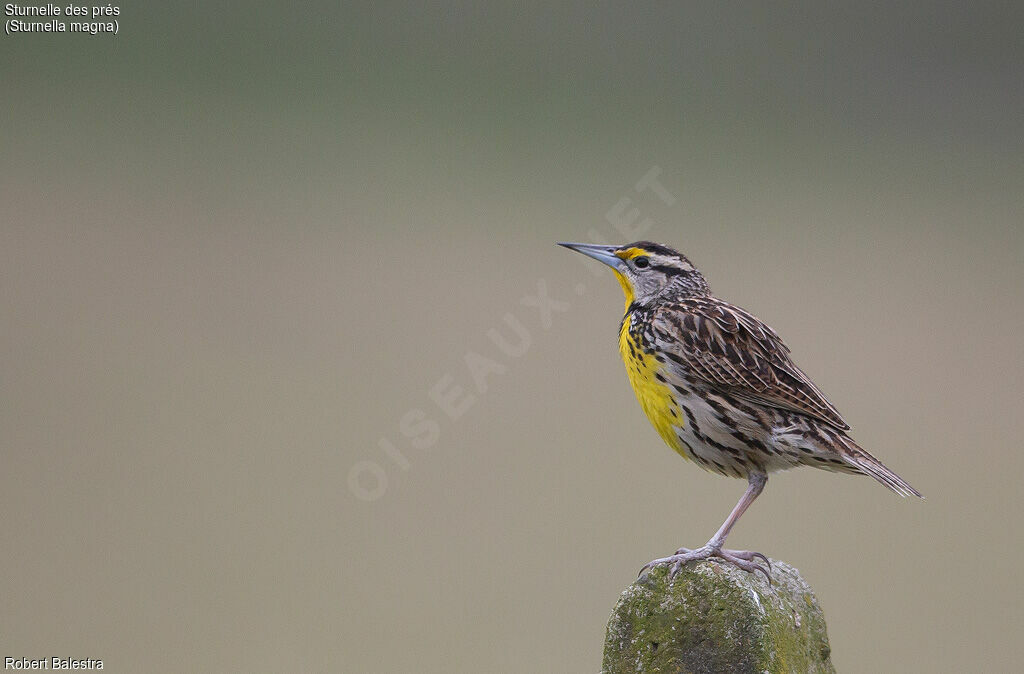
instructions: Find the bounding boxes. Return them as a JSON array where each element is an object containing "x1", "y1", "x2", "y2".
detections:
[{"x1": 603, "y1": 559, "x2": 834, "y2": 673}]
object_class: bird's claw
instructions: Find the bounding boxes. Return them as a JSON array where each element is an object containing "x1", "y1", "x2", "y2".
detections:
[
  {"x1": 715, "y1": 549, "x2": 772, "y2": 584},
  {"x1": 641, "y1": 546, "x2": 772, "y2": 584},
  {"x1": 638, "y1": 551, "x2": 702, "y2": 580}
]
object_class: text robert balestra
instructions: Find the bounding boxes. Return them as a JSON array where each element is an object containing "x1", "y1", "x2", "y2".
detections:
[{"x1": 5, "y1": 658, "x2": 103, "y2": 670}]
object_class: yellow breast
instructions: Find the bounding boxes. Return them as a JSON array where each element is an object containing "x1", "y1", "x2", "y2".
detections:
[{"x1": 619, "y1": 315, "x2": 689, "y2": 458}]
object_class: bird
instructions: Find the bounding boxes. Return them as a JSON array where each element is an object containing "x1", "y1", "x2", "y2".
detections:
[{"x1": 558, "y1": 240, "x2": 921, "y2": 580}]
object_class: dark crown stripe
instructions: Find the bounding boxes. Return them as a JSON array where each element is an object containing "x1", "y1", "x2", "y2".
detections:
[{"x1": 624, "y1": 241, "x2": 679, "y2": 257}]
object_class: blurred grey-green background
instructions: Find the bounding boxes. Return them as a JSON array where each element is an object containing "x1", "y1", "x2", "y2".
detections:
[{"x1": 2, "y1": 3, "x2": 1022, "y2": 672}]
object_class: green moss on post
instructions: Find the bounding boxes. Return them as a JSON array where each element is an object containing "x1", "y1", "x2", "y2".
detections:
[{"x1": 603, "y1": 559, "x2": 834, "y2": 673}]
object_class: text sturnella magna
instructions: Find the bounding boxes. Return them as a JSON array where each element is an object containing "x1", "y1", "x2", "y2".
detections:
[{"x1": 559, "y1": 241, "x2": 921, "y2": 580}]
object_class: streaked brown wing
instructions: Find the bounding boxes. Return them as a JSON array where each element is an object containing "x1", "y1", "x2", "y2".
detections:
[{"x1": 651, "y1": 297, "x2": 850, "y2": 430}]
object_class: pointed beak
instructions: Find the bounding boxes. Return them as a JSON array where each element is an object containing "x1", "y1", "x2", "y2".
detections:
[{"x1": 557, "y1": 242, "x2": 625, "y2": 271}]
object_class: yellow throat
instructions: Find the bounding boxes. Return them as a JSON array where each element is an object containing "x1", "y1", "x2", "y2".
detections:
[{"x1": 617, "y1": 296, "x2": 688, "y2": 460}]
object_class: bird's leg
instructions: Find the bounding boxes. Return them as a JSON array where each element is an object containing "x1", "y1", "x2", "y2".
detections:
[
  {"x1": 688, "y1": 472, "x2": 767, "y2": 552},
  {"x1": 640, "y1": 473, "x2": 771, "y2": 581}
]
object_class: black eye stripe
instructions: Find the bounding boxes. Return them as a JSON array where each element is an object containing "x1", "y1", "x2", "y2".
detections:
[{"x1": 650, "y1": 263, "x2": 686, "y2": 276}]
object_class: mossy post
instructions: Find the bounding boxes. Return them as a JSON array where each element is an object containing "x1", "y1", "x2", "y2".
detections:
[{"x1": 602, "y1": 559, "x2": 834, "y2": 673}]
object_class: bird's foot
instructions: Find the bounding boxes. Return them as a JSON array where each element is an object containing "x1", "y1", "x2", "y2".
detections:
[{"x1": 640, "y1": 545, "x2": 771, "y2": 583}]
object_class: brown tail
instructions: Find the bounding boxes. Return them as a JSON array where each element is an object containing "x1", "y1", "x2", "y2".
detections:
[{"x1": 839, "y1": 437, "x2": 923, "y2": 498}]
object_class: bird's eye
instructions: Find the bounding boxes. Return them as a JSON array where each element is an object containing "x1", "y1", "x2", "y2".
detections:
[{"x1": 633, "y1": 257, "x2": 650, "y2": 269}]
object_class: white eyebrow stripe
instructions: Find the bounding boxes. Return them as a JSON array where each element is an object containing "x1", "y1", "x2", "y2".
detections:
[{"x1": 652, "y1": 254, "x2": 693, "y2": 272}]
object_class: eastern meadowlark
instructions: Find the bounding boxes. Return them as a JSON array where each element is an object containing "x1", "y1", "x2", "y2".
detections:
[{"x1": 559, "y1": 240, "x2": 921, "y2": 580}]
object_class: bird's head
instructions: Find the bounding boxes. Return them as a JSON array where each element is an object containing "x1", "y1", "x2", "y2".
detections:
[{"x1": 558, "y1": 240, "x2": 709, "y2": 306}]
